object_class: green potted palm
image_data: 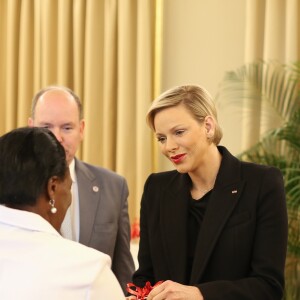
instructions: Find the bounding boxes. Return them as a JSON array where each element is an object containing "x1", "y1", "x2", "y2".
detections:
[{"x1": 216, "y1": 60, "x2": 300, "y2": 299}]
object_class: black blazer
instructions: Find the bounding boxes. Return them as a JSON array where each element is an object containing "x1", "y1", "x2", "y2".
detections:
[{"x1": 133, "y1": 146, "x2": 288, "y2": 300}]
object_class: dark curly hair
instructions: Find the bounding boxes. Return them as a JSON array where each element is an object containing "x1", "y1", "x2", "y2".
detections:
[{"x1": 0, "y1": 127, "x2": 68, "y2": 207}]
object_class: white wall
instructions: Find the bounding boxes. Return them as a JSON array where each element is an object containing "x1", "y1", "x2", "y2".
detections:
[{"x1": 158, "y1": 0, "x2": 247, "y2": 171}]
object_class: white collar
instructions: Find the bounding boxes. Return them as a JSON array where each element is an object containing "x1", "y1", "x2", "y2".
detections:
[
  {"x1": 69, "y1": 159, "x2": 76, "y2": 183},
  {"x1": 0, "y1": 205, "x2": 60, "y2": 237}
]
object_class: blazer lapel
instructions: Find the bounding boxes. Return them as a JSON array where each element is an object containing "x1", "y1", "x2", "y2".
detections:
[
  {"x1": 160, "y1": 172, "x2": 190, "y2": 282},
  {"x1": 190, "y1": 182, "x2": 245, "y2": 283},
  {"x1": 160, "y1": 173, "x2": 190, "y2": 283},
  {"x1": 75, "y1": 159, "x2": 100, "y2": 245},
  {"x1": 190, "y1": 146, "x2": 245, "y2": 283}
]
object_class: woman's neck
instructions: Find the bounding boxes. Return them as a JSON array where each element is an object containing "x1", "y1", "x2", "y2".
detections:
[{"x1": 189, "y1": 146, "x2": 222, "y2": 200}]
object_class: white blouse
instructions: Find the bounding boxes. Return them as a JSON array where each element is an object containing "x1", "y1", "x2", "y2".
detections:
[{"x1": 0, "y1": 205, "x2": 124, "y2": 300}]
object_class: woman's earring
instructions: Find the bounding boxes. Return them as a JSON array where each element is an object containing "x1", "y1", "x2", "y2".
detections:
[{"x1": 49, "y1": 199, "x2": 57, "y2": 214}]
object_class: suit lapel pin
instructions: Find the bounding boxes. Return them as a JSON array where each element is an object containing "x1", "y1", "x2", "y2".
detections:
[
  {"x1": 93, "y1": 186, "x2": 99, "y2": 192},
  {"x1": 232, "y1": 190, "x2": 237, "y2": 194}
]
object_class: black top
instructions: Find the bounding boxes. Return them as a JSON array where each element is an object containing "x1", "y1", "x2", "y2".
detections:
[{"x1": 187, "y1": 191, "x2": 211, "y2": 282}]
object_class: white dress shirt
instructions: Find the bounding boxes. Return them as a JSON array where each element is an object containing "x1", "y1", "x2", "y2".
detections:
[
  {"x1": 60, "y1": 159, "x2": 80, "y2": 241},
  {"x1": 0, "y1": 205, "x2": 124, "y2": 300}
]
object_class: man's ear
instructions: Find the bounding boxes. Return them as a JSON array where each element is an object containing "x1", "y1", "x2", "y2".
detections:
[
  {"x1": 79, "y1": 119, "x2": 85, "y2": 141},
  {"x1": 28, "y1": 117, "x2": 34, "y2": 127}
]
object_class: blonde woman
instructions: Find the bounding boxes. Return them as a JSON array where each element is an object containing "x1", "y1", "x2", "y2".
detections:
[{"x1": 130, "y1": 85, "x2": 288, "y2": 300}]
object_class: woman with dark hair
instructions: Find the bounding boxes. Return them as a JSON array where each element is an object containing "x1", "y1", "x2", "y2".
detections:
[{"x1": 0, "y1": 127, "x2": 124, "y2": 299}]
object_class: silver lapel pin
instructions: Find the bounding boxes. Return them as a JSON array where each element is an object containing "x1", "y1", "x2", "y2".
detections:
[{"x1": 93, "y1": 186, "x2": 99, "y2": 192}]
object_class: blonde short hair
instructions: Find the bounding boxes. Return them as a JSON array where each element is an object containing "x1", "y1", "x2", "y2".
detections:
[{"x1": 146, "y1": 84, "x2": 223, "y2": 145}]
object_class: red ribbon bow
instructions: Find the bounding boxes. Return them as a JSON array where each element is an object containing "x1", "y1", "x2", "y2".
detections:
[
  {"x1": 126, "y1": 281, "x2": 163, "y2": 300},
  {"x1": 131, "y1": 219, "x2": 140, "y2": 239}
]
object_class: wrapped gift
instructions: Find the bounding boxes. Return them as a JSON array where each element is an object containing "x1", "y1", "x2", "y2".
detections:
[{"x1": 126, "y1": 281, "x2": 163, "y2": 300}]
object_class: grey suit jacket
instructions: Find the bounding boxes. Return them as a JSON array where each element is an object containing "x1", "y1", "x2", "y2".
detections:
[{"x1": 75, "y1": 158, "x2": 134, "y2": 293}]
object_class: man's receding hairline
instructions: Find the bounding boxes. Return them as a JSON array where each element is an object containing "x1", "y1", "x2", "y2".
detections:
[
  {"x1": 39, "y1": 89, "x2": 76, "y2": 103},
  {"x1": 32, "y1": 86, "x2": 83, "y2": 120}
]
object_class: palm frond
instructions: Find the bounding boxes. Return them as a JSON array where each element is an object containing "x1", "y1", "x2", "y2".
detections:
[
  {"x1": 216, "y1": 61, "x2": 300, "y2": 258},
  {"x1": 216, "y1": 60, "x2": 300, "y2": 128}
]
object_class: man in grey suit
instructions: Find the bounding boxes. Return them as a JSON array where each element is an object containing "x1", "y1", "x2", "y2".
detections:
[{"x1": 28, "y1": 86, "x2": 135, "y2": 294}]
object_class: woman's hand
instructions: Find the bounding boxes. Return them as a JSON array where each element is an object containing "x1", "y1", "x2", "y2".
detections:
[
  {"x1": 147, "y1": 280, "x2": 203, "y2": 300},
  {"x1": 125, "y1": 296, "x2": 136, "y2": 300}
]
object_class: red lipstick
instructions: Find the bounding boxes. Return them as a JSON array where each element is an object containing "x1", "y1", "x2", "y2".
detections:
[{"x1": 170, "y1": 153, "x2": 186, "y2": 164}]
